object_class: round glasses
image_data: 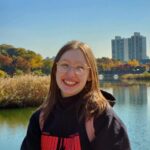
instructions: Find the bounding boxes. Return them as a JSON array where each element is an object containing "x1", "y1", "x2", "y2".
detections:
[{"x1": 56, "y1": 61, "x2": 90, "y2": 75}]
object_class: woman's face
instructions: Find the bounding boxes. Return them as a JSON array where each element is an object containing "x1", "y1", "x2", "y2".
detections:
[{"x1": 56, "y1": 49, "x2": 90, "y2": 97}]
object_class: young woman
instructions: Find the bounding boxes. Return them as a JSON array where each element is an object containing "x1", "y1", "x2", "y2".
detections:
[{"x1": 21, "y1": 40, "x2": 131, "y2": 150}]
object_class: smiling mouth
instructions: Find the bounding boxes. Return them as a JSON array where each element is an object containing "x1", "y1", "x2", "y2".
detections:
[{"x1": 63, "y1": 80, "x2": 78, "y2": 86}]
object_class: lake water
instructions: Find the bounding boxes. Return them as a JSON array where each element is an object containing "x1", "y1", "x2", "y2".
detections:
[{"x1": 0, "y1": 81, "x2": 150, "y2": 150}]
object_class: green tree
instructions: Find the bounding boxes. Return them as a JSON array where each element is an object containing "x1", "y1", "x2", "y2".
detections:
[{"x1": 42, "y1": 58, "x2": 53, "y2": 74}]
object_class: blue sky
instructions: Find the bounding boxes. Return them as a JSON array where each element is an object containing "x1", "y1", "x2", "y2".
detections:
[{"x1": 0, "y1": 0, "x2": 150, "y2": 58}]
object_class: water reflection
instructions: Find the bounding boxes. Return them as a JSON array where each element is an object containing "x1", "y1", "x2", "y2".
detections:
[
  {"x1": 0, "y1": 108, "x2": 37, "y2": 150},
  {"x1": 113, "y1": 84, "x2": 147, "y2": 105},
  {"x1": 101, "y1": 80, "x2": 149, "y2": 106},
  {"x1": 0, "y1": 108, "x2": 36, "y2": 128}
]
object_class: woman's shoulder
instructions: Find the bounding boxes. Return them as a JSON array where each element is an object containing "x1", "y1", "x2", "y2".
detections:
[
  {"x1": 106, "y1": 107, "x2": 126, "y2": 127},
  {"x1": 29, "y1": 108, "x2": 42, "y2": 123},
  {"x1": 91, "y1": 107, "x2": 131, "y2": 149},
  {"x1": 94, "y1": 107, "x2": 127, "y2": 135},
  {"x1": 100, "y1": 90, "x2": 116, "y2": 106}
]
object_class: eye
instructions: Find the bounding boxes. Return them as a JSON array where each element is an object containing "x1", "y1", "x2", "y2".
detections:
[
  {"x1": 60, "y1": 63, "x2": 69, "y2": 68},
  {"x1": 76, "y1": 65, "x2": 84, "y2": 71}
]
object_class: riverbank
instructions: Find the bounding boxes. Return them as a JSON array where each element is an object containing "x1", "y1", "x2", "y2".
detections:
[{"x1": 121, "y1": 72, "x2": 150, "y2": 80}]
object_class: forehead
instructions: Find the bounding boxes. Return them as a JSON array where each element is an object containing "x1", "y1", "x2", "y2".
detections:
[{"x1": 59, "y1": 49, "x2": 87, "y2": 63}]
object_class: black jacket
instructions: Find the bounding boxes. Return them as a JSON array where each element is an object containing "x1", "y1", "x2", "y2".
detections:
[{"x1": 21, "y1": 90, "x2": 131, "y2": 150}]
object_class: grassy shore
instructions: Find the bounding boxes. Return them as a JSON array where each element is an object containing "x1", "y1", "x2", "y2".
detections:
[
  {"x1": 121, "y1": 72, "x2": 150, "y2": 80},
  {"x1": 0, "y1": 75, "x2": 50, "y2": 108}
]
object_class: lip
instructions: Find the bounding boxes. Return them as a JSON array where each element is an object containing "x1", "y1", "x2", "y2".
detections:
[{"x1": 63, "y1": 79, "x2": 78, "y2": 87}]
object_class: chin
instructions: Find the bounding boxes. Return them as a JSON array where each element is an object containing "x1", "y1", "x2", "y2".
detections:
[{"x1": 62, "y1": 91, "x2": 80, "y2": 97}]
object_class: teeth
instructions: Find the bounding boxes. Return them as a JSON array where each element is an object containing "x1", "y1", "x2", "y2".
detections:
[{"x1": 64, "y1": 80, "x2": 76, "y2": 85}]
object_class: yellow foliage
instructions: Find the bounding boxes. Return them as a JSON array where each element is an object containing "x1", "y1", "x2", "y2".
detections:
[
  {"x1": 30, "y1": 55, "x2": 43, "y2": 69},
  {"x1": 127, "y1": 59, "x2": 139, "y2": 67}
]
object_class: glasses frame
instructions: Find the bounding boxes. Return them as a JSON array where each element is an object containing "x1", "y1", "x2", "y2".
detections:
[{"x1": 56, "y1": 61, "x2": 90, "y2": 75}]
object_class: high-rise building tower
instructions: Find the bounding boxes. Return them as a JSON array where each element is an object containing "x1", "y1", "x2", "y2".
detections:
[
  {"x1": 129, "y1": 32, "x2": 147, "y2": 60},
  {"x1": 111, "y1": 36, "x2": 129, "y2": 61},
  {"x1": 111, "y1": 32, "x2": 147, "y2": 61}
]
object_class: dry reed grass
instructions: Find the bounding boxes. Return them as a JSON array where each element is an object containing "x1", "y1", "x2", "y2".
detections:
[{"x1": 0, "y1": 75, "x2": 50, "y2": 108}]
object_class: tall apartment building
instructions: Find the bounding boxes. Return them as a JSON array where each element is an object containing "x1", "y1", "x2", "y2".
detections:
[
  {"x1": 111, "y1": 32, "x2": 147, "y2": 61},
  {"x1": 112, "y1": 36, "x2": 129, "y2": 61}
]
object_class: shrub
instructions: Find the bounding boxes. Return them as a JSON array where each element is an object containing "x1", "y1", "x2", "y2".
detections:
[
  {"x1": 15, "y1": 69, "x2": 24, "y2": 76},
  {"x1": 33, "y1": 69, "x2": 44, "y2": 76},
  {"x1": 0, "y1": 70, "x2": 8, "y2": 78}
]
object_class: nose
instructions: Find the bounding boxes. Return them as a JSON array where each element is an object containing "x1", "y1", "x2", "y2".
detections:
[{"x1": 66, "y1": 66, "x2": 76, "y2": 76}]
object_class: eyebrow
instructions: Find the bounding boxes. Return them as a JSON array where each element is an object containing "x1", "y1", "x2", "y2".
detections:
[{"x1": 59, "y1": 59, "x2": 86, "y2": 65}]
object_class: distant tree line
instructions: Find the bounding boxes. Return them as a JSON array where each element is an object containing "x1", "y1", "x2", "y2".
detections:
[
  {"x1": 97, "y1": 57, "x2": 150, "y2": 74},
  {"x1": 0, "y1": 44, "x2": 53, "y2": 77},
  {"x1": 97, "y1": 57, "x2": 139, "y2": 71}
]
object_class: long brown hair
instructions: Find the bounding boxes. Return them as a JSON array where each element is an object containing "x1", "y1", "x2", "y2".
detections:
[{"x1": 40, "y1": 40, "x2": 108, "y2": 124}]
